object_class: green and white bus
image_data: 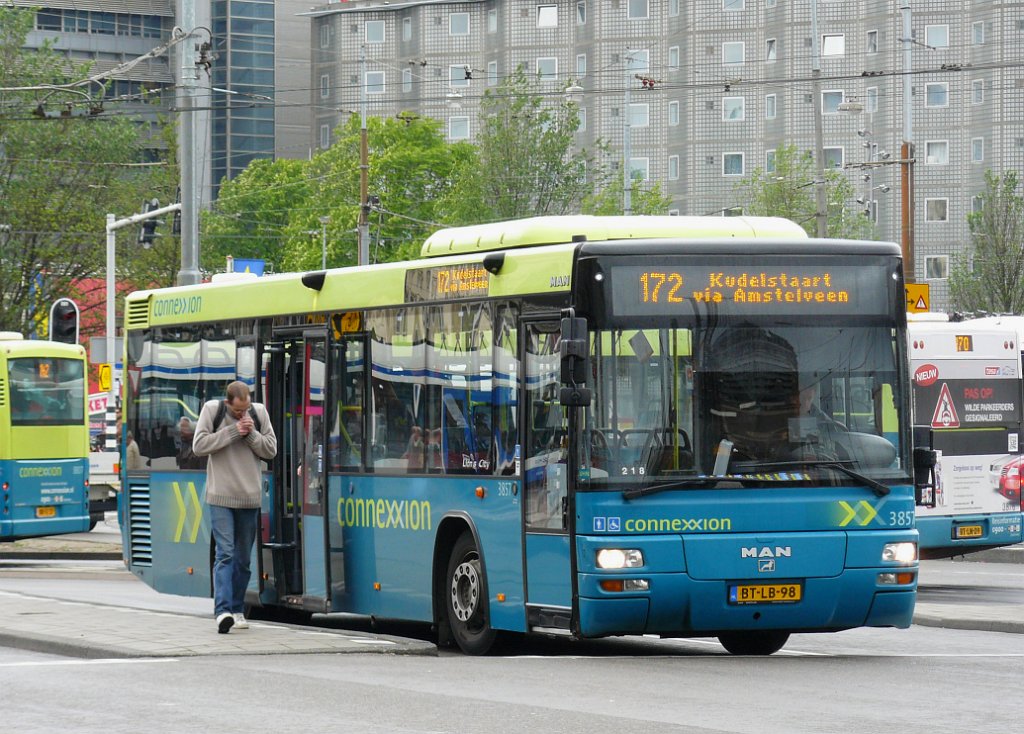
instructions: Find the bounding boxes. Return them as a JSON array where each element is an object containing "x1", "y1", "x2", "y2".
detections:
[
  {"x1": 1, "y1": 333, "x2": 90, "y2": 540},
  {"x1": 121, "y1": 215, "x2": 921, "y2": 655}
]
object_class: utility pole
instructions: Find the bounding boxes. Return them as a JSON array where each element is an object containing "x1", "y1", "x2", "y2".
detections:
[
  {"x1": 623, "y1": 48, "x2": 633, "y2": 216},
  {"x1": 810, "y1": 0, "x2": 828, "y2": 238},
  {"x1": 176, "y1": 0, "x2": 205, "y2": 286},
  {"x1": 900, "y1": 0, "x2": 916, "y2": 284},
  {"x1": 357, "y1": 46, "x2": 370, "y2": 266}
]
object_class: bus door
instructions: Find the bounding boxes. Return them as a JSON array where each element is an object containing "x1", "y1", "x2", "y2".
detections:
[
  {"x1": 521, "y1": 319, "x2": 572, "y2": 617},
  {"x1": 261, "y1": 329, "x2": 331, "y2": 610}
]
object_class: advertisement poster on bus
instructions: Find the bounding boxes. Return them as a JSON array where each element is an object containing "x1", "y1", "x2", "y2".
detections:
[{"x1": 911, "y1": 357, "x2": 1022, "y2": 517}]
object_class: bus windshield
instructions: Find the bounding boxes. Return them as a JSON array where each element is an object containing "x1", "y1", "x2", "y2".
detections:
[
  {"x1": 581, "y1": 321, "x2": 908, "y2": 489},
  {"x1": 8, "y1": 357, "x2": 85, "y2": 426}
]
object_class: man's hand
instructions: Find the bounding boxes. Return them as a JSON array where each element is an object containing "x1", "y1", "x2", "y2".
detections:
[{"x1": 238, "y1": 415, "x2": 254, "y2": 436}]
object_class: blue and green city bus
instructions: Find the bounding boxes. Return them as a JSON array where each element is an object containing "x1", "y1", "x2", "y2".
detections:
[
  {"x1": 0, "y1": 333, "x2": 90, "y2": 540},
  {"x1": 120, "y1": 215, "x2": 921, "y2": 655}
]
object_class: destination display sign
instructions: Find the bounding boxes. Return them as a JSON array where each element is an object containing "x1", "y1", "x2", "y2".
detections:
[
  {"x1": 610, "y1": 264, "x2": 889, "y2": 317},
  {"x1": 405, "y1": 263, "x2": 490, "y2": 302}
]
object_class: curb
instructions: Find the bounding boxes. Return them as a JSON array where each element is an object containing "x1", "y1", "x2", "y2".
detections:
[
  {"x1": 0, "y1": 552, "x2": 123, "y2": 561},
  {"x1": 913, "y1": 614, "x2": 1024, "y2": 635}
]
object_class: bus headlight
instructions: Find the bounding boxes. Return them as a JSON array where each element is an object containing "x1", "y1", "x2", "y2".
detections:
[
  {"x1": 596, "y1": 548, "x2": 644, "y2": 569},
  {"x1": 882, "y1": 542, "x2": 918, "y2": 563}
]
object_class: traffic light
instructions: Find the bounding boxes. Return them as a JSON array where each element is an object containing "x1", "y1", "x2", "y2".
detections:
[
  {"x1": 49, "y1": 298, "x2": 80, "y2": 345},
  {"x1": 138, "y1": 198, "x2": 161, "y2": 247}
]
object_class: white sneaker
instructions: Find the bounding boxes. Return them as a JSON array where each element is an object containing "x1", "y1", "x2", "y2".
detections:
[
  {"x1": 216, "y1": 612, "x2": 234, "y2": 634},
  {"x1": 233, "y1": 613, "x2": 249, "y2": 629}
]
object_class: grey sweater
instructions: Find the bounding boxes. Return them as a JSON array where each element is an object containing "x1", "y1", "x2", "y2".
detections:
[{"x1": 192, "y1": 399, "x2": 277, "y2": 509}]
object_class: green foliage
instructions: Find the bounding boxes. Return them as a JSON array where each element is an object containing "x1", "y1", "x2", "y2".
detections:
[
  {"x1": 443, "y1": 66, "x2": 600, "y2": 223},
  {"x1": 0, "y1": 7, "x2": 174, "y2": 336},
  {"x1": 582, "y1": 176, "x2": 672, "y2": 216},
  {"x1": 736, "y1": 144, "x2": 875, "y2": 240},
  {"x1": 950, "y1": 170, "x2": 1024, "y2": 314}
]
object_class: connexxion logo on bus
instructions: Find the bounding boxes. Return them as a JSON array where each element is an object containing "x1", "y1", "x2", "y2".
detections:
[
  {"x1": 19, "y1": 467, "x2": 63, "y2": 477},
  {"x1": 152, "y1": 296, "x2": 203, "y2": 318}
]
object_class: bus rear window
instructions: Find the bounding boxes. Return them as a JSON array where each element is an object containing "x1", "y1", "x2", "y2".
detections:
[{"x1": 8, "y1": 357, "x2": 85, "y2": 426}]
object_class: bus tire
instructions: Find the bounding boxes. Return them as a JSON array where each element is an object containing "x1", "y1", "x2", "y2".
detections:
[
  {"x1": 717, "y1": 631, "x2": 790, "y2": 655},
  {"x1": 445, "y1": 531, "x2": 497, "y2": 655}
]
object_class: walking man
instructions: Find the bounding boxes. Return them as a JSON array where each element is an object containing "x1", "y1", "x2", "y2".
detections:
[{"x1": 193, "y1": 381, "x2": 277, "y2": 633}]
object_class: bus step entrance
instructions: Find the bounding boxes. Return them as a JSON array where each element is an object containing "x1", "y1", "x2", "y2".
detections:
[{"x1": 261, "y1": 542, "x2": 303, "y2": 597}]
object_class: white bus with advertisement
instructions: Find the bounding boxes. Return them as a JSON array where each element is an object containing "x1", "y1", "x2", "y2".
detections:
[{"x1": 908, "y1": 315, "x2": 1023, "y2": 558}]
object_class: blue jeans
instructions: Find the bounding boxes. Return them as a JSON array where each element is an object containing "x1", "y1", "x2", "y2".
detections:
[{"x1": 209, "y1": 505, "x2": 259, "y2": 617}]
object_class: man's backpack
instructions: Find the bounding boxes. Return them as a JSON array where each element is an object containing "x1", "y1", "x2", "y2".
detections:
[{"x1": 211, "y1": 401, "x2": 262, "y2": 433}]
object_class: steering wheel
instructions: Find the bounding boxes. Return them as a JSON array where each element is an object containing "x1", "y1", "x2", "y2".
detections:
[{"x1": 589, "y1": 429, "x2": 611, "y2": 469}]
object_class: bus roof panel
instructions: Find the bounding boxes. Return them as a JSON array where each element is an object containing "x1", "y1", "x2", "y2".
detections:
[{"x1": 421, "y1": 215, "x2": 808, "y2": 257}]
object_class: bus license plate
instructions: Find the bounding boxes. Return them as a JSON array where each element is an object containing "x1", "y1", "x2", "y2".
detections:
[
  {"x1": 35, "y1": 506, "x2": 56, "y2": 518},
  {"x1": 729, "y1": 583, "x2": 802, "y2": 604},
  {"x1": 955, "y1": 525, "x2": 983, "y2": 539}
]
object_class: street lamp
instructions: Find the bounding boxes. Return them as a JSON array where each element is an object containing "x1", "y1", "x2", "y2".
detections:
[{"x1": 319, "y1": 216, "x2": 330, "y2": 270}]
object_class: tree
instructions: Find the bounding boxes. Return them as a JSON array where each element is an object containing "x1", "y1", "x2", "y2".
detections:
[
  {"x1": 0, "y1": 7, "x2": 171, "y2": 336},
  {"x1": 582, "y1": 176, "x2": 672, "y2": 216},
  {"x1": 735, "y1": 144, "x2": 875, "y2": 239},
  {"x1": 949, "y1": 170, "x2": 1024, "y2": 314},
  {"x1": 443, "y1": 66, "x2": 600, "y2": 223}
]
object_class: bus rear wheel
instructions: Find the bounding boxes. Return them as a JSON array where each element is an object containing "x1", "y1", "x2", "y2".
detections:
[
  {"x1": 718, "y1": 631, "x2": 790, "y2": 655},
  {"x1": 445, "y1": 532, "x2": 497, "y2": 655}
]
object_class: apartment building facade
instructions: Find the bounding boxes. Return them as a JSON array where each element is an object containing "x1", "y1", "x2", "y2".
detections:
[{"x1": 309, "y1": 0, "x2": 1024, "y2": 311}]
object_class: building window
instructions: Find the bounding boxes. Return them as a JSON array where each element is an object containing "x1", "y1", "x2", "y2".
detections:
[
  {"x1": 925, "y1": 83, "x2": 948, "y2": 107},
  {"x1": 669, "y1": 209, "x2": 680, "y2": 216},
  {"x1": 577, "y1": 1, "x2": 586, "y2": 24},
  {"x1": 766, "y1": 149, "x2": 776, "y2": 173},
  {"x1": 925, "y1": 198, "x2": 948, "y2": 222},
  {"x1": 668, "y1": 46, "x2": 680, "y2": 70},
  {"x1": 766, "y1": 0, "x2": 776, "y2": 7},
  {"x1": 365, "y1": 71, "x2": 385, "y2": 95},
  {"x1": 766, "y1": 38, "x2": 776, "y2": 62},
  {"x1": 972, "y1": 21, "x2": 984, "y2": 45},
  {"x1": 668, "y1": 101, "x2": 680, "y2": 126},
  {"x1": 402, "y1": 69, "x2": 412, "y2": 93},
  {"x1": 449, "y1": 116, "x2": 470, "y2": 140},
  {"x1": 823, "y1": 147, "x2": 844, "y2": 169},
  {"x1": 866, "y1": 86, "x2": 878, "y2": 113},
  {"x1": 577, "y1": 54, "x2": 587, "y2": 78},
  {"x1": 972, "y1": 79, "x2": 984, "y2": 105},
  {"x1": 867, "y1": 30, "x2": 878, "y2": 54},
  {"x1": 628, "y1": 0, "x2": 649, "y2": 20},
  {"x1": 366, "y1": 20, "x2": 384, "y2": 43},
  {"x1": 578, "y1": 108, "x2": 586, "y2": 131},
  {"x1": 822, "y1": 34, "x2": 845, "y2": 56},
  {"x1": 669, "y1": 0, "x2": 680, "y2": 17},
  {"x1": 538, "y1": 4, "x2": 557, "y2": 27},
  {"x1": 625, "y1": 49, "x2": 650, "y2": 73},
  {"x1": 488, "y1": 9, "x2": 497, "y2": 33},
  {"x1": 450, "y1": 65, "x2": 470, "y2": 87},
  {"x1": 629, "y1": 157, "x2": 649, "y2": 181},
  {"x1": 972, "y1": 137, "x2": 984, "y2": 163},
  {"x1": 723, "y1": 0, "x2": 744, "y2": 10},
  {"x1": 723, "y1": 42, "x2": 745, "y2": 65},
  {"x1": 403, "y1": 17, "x2": 412, "y2": 41},
  {"x1": 723, "y1": 153, "x2": 744, "y2": 175},
  {"x1": 821, "y1": 90, "x2": 844, "y2": 114},
  {"x1": 487, "y1": 61, "x2": 498, "y2": 86},
  {"x1": 320, "y1": 24, "x2": 330, "y2": 49},
  {"x1": 925, "y1": 25, "x2": 949, "y2": 48},
  {"x1": 925, "y1": 256, "x2": 948, "y2": 280},
  {"x1": 537, "y1": 57, "x2": 557, "y2": 81},
  {"x1": 972, "y1": 196, "x2": 984, "y2": 215},
  {"x1": 723, "y1": 96, "x2": 745, "y2": 121},
  {"x1": 668, "y1": 155, "x2": 679, "y2": 180},
  {"x1": 450, "y1": 12, "x2": 469, "y2": 36},
  {"x1": 320, "y1": 124, "x2": 330, "y2": 149},
  {"x1": 629, "y1": 103, "x2": 650, "y2": 128},
  {"x1": 765, "y1": 94, "x2": 776, "y2": 119},
  {"x1": 925, "y1": 141, "x2": 949, "y2": 165},
  {"x1": 320, "y1": 74, "x2": 330, "y2": 99}
]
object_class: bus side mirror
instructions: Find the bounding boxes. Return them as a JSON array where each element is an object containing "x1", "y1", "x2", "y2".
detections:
[
  {"x1": 913, "y1": 447, "x2": 938, "y2": 508},
  {"x1": 559, "y1": 316, "x2": 590, "y2": 407}
]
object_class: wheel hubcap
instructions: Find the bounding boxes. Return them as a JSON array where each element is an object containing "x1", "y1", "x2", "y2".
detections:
[{"x1": 450, "y1": 559, "x2": 480, "y2": 622}]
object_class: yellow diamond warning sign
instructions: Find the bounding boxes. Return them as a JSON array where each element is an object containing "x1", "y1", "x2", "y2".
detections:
[{"x1": 931, "y1": 382, "x2": 960, "y2": 428}]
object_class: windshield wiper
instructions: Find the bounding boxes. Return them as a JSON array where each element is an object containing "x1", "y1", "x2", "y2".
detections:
[
  {"x1": 622, "y1": 475, "x2": 771, "y2": 500},
  {"x1": 731, "y1": 460, "x2": 891, "y2": 498}
]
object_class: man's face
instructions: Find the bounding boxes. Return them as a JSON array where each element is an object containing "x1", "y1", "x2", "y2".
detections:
[{"x1": 227, "y1": 394, "x2": 251, "y2": 419}]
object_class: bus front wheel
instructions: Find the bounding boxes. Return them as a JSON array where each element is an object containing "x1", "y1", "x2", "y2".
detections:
[
  {"x1": 718, "y1": 631, "x2": 790, "y2": 655},
  {"x1": 445, "y1": 532, "x2": 497, "y2": 655}
]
